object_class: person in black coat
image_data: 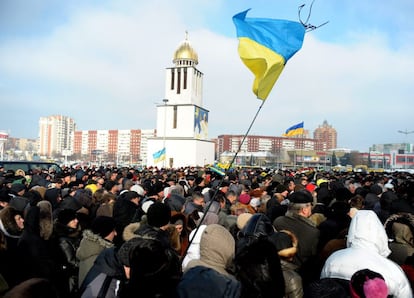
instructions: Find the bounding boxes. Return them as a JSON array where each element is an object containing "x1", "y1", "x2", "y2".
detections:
[
  {"x1": 112, "y1": 191, "x2": 141, "y2": 247},
  {"x1": 51, "y1": 208, "x2": 81, "y2": 298},
  {"x1": 16, "y1": 206, "x2": 57, "y2": 284}
]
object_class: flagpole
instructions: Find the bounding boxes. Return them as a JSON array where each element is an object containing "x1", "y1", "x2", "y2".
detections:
[{"x1": 182, "y1": 98, "x2": 266, "y2": 259}]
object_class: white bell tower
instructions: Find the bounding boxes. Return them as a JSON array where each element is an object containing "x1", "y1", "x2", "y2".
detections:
[{"x1": 147, "y1": 32, "x2": 215, "y2": 168}]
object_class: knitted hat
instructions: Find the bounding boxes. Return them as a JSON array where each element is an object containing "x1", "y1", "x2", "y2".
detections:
[
  {"x1": 239, "y1": 193, "x2": 251, "y2": 205},
  {"x1": 350, "y1": 269, "x2": 388, "y2": 298},
  {"x1": 57, "y1": 208, "x2": 77, "y2": 225},
  {"x1": 147, "y1": 202, "x2": 171, "y2": 228},
  {"x1": 91, "y1": 216, "x2": 116, "y2": 238}
]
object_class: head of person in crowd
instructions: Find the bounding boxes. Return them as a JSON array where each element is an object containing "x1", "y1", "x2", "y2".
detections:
[
  {"x1": 148, "y1": 181, "x2": 165, "y2": 201},
  {"x1": 117, "y1": 235, "x2": 181, "y2": 297},
  {"x1": 0, "y1": 206, "x2": 24, "y2": 238},
  {"x1": 288, "y1": 190, "x2": 314, "y2": 218},
  {"x1": 104, "y1": 180, "x2": 119, "y2": 195},
  {"x1": 146, "y1": 202, "x2": 171, "y2": 230},
  {"x1": 56, "y1": 208, "x2": 79, "y2": 230},
  {"x1": 269, "y1": 229, "x2": 298, "y2": 262},
  {"x1": 91, "y1": 215, "x2": 117, "y2": 242},
  {"x1": 350, "y1": 269, "x2": 388, "y2": 298}
]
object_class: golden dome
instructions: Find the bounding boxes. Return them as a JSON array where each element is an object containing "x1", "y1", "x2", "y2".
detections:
[{"x1": 173, "y1": 31, "x2": 198, "y2": 65}]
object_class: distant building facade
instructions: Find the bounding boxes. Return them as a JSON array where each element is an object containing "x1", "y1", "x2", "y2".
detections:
[
  {"x1": 313, "y1": 120, "x2": 337, "y2": 149},
  {"x1": 73, "y1": 129, "x2": 156, "y2": 165},
  {"x1": 38, "y1": 115, "x2": 76, "y2": 157},
  {"x1": 216, "y1": 134, "x2": 327, "y2": 156}
]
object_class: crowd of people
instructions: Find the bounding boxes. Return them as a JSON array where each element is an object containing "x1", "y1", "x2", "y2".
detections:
[{"x1": 1, "y1": 163, "x2": 414, "y2": 297}]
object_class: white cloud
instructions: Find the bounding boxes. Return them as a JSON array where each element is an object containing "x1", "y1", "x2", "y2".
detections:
[{"x1": 0, "y1": 1, "x2": 413, "y2": 152}]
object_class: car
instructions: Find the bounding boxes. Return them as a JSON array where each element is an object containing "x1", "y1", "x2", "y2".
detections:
[{"x1": 0, "y1": 160, "x2": 63, "y2": 175}]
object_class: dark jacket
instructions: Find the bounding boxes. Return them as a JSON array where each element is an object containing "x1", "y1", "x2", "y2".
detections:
[
  {"x1": 16, "y1": 206, "x2": 57, "y2": 283},
  {"x1": 177, "y1": 266, "x2": 240, "y2": 298},
  {"x1": 52, "y1": 221, "x2": 81, "y2": 297}
]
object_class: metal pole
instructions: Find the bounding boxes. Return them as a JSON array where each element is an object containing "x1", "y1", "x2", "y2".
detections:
[{"x1": 163, "y1": 99, "x2": 168, "y2": 168}]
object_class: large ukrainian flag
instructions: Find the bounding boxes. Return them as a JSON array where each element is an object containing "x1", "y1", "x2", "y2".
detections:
[
  {"x1": 233, "y1": 9, "x2": 305, "y2": 100},
  {"x1": 283, "y1": 122, "x2": 304, "y2": 137}
]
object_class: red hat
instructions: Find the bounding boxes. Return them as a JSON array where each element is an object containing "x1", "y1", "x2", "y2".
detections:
[{"x1": 239, "y1": 194, "x2": 251, "y2": 205}]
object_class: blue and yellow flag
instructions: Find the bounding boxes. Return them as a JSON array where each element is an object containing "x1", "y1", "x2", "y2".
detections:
[
  {"x1": 283, "y1": 122, "x2": 304, "y2": 137},
  {"x1": 153, "y1": 148, "x2": 166, "y2": 163},
  {"x1": 233, "y1": 9, "x2": 305, "y2": 100}
]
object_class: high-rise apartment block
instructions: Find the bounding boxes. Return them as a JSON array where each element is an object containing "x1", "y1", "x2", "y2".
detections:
[
  {"x1": 38, "y1": 115, "x2": 76, "y2": 157},
  {"x1": 313, "y1": 120, "x2": 337, "y2": 150}
]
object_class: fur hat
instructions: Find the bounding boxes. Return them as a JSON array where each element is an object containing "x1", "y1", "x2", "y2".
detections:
[
  {"x1": 37, "y1": 200, "x2": 53, "y2": 240},
  {"x1": 57, "y1": 208, "x2": 77, "y2": 225},
  {"x1": 350, "y1": 269, "x2": 388, "y2": 298},
  {"x1": 289, "y1": 190, "x2": 313, "y2": 204},
  {"x1": 147, "y1": 202, "x2": 171, "y2": 228},
  {"x1": 0, "y1": 206, "x2": 23, "y2": 237},
  {"x1": 92, "y1": 216, "x2": 115, "y2": 238}
]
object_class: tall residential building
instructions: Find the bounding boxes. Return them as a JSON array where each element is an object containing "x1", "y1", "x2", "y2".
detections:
[
  {"x1": 73, "y1": 129, "x2": 156, "y2": 165},
  {"x1": 39, "y1": 115, "x2": 76, "y2": 157},
  {"x1": 146, "y1": 33, "x2": 215, "y2": 167},
  {"x1": 313, "y1": 120, "x2": 337, "y2": 150}
]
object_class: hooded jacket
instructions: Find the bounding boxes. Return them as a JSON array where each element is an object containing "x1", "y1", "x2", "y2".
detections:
[
  {"x1": 321, "y1": 210, "x2": 412, "y2": 298},
  {"x1": 178, "y1": 224, "x2": 240, "y2": 298},
  {"x1": 76, "y1": 229, "x2": 114, "y2": 288}
]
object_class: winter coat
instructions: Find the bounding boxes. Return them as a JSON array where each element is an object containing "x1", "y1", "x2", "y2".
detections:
[
  {"x1": 179, "y1": 224, "x2": 240, "y2": 298},
  {"x1": 281, "y1": 260, "x2": 303, "y2": 298},
  {"x1": 52, "y1": 221, "x2": 81, "y2": 296},
  {"x1": 321, "y1": 210, "x2": 412, "y2": 298},
  {"x1": 384, "y1": 213, "x2": 414, "y2": 265},
  {"x1": 273, "y1": 211, "x2": 320, "y2": 269},
  {"x1": 80, "y1": 247, "x2": 125, "y2": 298},
  {"x1": 16, "y1": 206, "x2": 57, "y2": 283},
  {"x1": 76, "y1": 229, "x2": 114, "y2": 288},
  {"x1": 177, "y1": 266, "x2": 240, "y2": 298},
  {"x1": 235, "y1": 214, "x2": 285, "y2": 298}
]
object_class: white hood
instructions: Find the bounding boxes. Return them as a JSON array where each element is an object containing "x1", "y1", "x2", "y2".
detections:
[{"x1": 346, "y1": 210, "x2": 391, "y2": 257}]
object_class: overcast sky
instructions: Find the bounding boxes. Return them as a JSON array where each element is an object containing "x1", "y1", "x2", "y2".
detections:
[{"x1": 1, "y1": 0, "x2": 413, "y2": 152}]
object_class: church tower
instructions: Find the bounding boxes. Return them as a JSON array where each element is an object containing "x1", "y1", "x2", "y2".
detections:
[{"x1": 147, "y1": 33, "x2": 215, "y2": 167}]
